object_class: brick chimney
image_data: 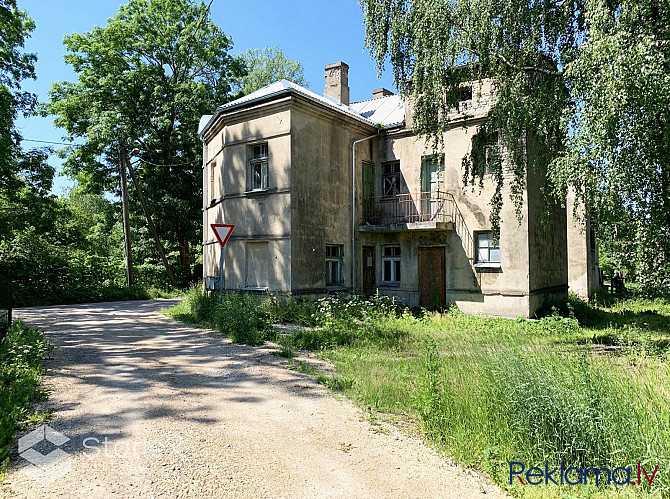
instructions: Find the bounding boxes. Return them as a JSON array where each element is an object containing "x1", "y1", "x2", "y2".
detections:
[
  {"x1": 324, "y1": 62, "x2": 350, "y2": 106},
  {"x1": 372, "y1": 88, "x2": 393, "y2": 98}
]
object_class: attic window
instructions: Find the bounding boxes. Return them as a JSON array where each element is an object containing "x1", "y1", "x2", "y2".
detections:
[
  {"x1": 458, "y1": 86, "x2": 473, "y2": 102},
  {"x1": 449, "y1": 86, "x2": 473, "y2": 109}
]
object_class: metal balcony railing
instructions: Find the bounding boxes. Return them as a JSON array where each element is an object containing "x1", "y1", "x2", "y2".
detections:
[
  {"x1": 362, "y1": 190, "x2": 455, "y2": 225},
  {"x1": 362, "y1": 191, "x2": 474, "y2": 259}
]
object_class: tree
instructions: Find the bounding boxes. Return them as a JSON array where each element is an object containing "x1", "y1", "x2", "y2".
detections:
[
  {"x1": 46, "y1": 0, "x2": 245, "y2": 276},
  {"x1": 362, "y1": 0, "x2": 670, "y2": 289},
  {"x1": 0, "y1": 1, "x2": 142, "y2": 305},
  {"x1": 0, "y1": 0, "x2": 37, "y2": 194},
  {"x1": 238, "y1": 46, "x2": 308, "y2": 94}
]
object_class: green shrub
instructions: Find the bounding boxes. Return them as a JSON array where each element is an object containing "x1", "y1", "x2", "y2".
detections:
[
  {"x1": 0, "y1": 321, "x2": 50, "y2": 477},
  {"x1": 259, "y1": 293, "x2": 317, "y2": 326},
  {"x1": 170, "y1": 287, "x2": 272, "y2": 345}
]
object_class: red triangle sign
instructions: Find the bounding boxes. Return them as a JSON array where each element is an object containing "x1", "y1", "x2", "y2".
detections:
[{"x1": 211, "y1": 224, "x2": 235, "y2": 247}]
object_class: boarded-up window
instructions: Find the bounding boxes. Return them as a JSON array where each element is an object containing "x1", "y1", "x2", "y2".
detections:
[
  {"x1": 245, "y1": 242, "x2": 269, "y2": 289},
  {"x1": 382, "y1": 161, "x2": 400, "y2": 197},
  {"x1": 210, "y1": 161, "x2": 216, "y2": 199}
]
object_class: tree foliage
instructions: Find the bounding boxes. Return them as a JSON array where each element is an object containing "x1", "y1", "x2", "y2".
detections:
[
  {"x1": 45, "y1": 0, "x2": 245, "y2": 271},
  {"x1": 0, "y1": 0, "x2": 37, "y2": 193},
  {"x1": 237, "y1": 46, "x2": 308, "y2": 94},
  {"x1": 362, "y1": 0, "x2": 670, "y2": 288}
]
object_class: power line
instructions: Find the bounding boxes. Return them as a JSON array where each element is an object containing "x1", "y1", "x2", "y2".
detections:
[
  {"x1": 132, "y1": 157, "x2": 200, "y2": 168},
  {"x1": 22, "y1": 139, "x2": 78, "y2": 146},
  {"x1": 22, "y1": 140, "x2": 198, "y2": 168}
]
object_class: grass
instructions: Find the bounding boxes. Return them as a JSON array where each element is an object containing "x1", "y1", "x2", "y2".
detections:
[
  {"x1": 168, "y1": 288, "x2": 670, "y2": 497},
  {"x1": 0, "y1": 321, "x2": 51, "y2": 479}
]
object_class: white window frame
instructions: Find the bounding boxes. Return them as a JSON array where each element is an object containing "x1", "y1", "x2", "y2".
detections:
[
  {"x1": 475, "y1": 232, "x2": 500, "y2": 264},
  {"x1": 248, "y1": 143, "x2": 268, "y2": 191},
  {"x1": 382, "y1": 246, "x2": 401, "y2": 284},
  {"x1": 325, "y1": 244, "x2": 344, "y2": 286}
]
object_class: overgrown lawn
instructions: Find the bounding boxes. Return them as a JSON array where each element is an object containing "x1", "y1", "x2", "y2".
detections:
[{"x1": 168, "y1": 289, "x2": 670, "y2": 497}]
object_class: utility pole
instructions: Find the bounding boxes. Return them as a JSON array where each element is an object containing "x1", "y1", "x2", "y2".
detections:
[
  {"x1": 125, "y1": 156, "x2": 178, "y2": 289},
  {"x1": 119, "y1": 144, "x2": 134, "y2": 287}
]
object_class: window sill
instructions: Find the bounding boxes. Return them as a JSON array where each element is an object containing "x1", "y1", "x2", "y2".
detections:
[
  {"x1": 325, "y1": 285, "x2": 347, "y2": 292},
  {"x1": 380, "y1": 282, "x2": 401, "y2": 287},
  {"x1": 243, "y1": 286, "x2": 268, "y2": 292},
  {"x1": 474, "y1": 262, "x2": 502, "y2": 271},
  {"x1": 244, "y1": 189, "x2": 269, "y2": 196}
]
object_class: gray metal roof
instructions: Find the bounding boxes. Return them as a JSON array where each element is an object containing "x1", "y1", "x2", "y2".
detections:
[
  {"x1": 199, "y1": 80, "x2": 405, "y2": 137},
  {"x1": 350, "y1": 94, "x2": 405, "y2": 128}
]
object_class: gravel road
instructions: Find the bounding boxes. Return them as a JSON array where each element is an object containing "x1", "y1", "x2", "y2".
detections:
[{"x1": 2, "y1": 299, "x2": 503, "y2": 498}]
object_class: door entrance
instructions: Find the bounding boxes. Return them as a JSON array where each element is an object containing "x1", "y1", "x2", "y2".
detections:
[
  {"x1": 362, "y1": 246, "x2": 375, "y2": 297},
  {"x1": 418, "y1": 247, "x2": 445, "y2": 308}
]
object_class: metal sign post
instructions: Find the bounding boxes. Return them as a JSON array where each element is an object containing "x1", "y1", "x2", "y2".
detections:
[
  {"x1": 211, "y1": 224, "x2": 235, "y2": 300},
  {"x1": 219, "y1": 248, "x2": 224, "y2": 301}
]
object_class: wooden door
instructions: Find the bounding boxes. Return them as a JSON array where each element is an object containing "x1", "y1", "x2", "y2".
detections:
[
  {"x1": 418, "y1": 247, "x2": 445, "y2": 308},
  {"x1": 362, "y1": 246, "x2": 375, "y2": 297}
]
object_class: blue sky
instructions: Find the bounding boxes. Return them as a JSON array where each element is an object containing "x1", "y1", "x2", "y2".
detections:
[{"x1": 16, "y1": 0, "x2": 396, "y2": 196}]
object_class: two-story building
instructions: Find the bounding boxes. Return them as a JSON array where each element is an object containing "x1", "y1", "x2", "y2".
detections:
[{"x1": 198, "y1": 61, "x2": 599, "y2": 318}]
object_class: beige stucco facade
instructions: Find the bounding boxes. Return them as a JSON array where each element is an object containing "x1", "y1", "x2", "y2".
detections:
[{"x1": 199, "y1": 63, "x2": 598, "y2": 318}]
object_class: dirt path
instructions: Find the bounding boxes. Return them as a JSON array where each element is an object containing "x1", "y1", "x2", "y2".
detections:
[{"x1": 2, "y1": 299, "x2": 502, "y2": 498}]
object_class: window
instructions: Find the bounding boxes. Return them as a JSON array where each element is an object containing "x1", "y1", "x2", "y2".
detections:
[
  {"x1": 362, "y1": 161, "x2": 374, "y2": 199},
  {"x1": 476, "y1": 232, "x2": 500, "y2": 264},
  {"x1": 382, "y1": 161, "x2": 401, "y2": 197},
  {"x1": 458, "y1": 86, "x2": 473, "y2": 102},
  {"x1": 210, "y1": 161, "x2": 216, "y2": 199},
  {"x1": 325, "y1": 245, "x2": 344, "y2": 286},
  {"x1": 248, "y1": 143, "x2": 268, "y2": 191},
  {"x1": 448, "y1": 85, "x2": 473, "y2": 110},
  {"x1": 472, "y1": 131, "x2": 499, "y2": 175},
  {"x1": 382, "y1": 246, "x2": 401, "y2": 284}
]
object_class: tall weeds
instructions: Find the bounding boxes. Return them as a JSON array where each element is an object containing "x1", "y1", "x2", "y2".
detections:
[{"x1": 415, "y1": 336, "x2": 670, "y2": 494}]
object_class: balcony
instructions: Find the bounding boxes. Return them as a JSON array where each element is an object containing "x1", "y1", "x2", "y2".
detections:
[
  {"x1": 360, "y1": 191, "x2": 458, "y2": 231},
  {"x1": 360, "y1": 190, "x2": 475, "y2": 259}
]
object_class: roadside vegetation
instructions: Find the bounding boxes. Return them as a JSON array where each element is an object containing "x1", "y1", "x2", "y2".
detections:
[
  {"x1": 168, "y1": 288, "x2": 670, "y2": 497},
  {"x1": 0, "y1": 321, "x2": 51, "y2": 479}
]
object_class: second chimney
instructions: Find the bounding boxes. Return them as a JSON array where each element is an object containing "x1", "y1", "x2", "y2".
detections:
[
  {"x1": 372, "y1": 88, "x2": 394, "y2": 99},
  {"x1": 324, "y1": 62, "x2": 350, "y2": 106}
]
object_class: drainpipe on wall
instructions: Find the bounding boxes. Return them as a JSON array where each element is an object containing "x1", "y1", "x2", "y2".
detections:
[
  {"x1": 201, "y1": 137, "x2": 207, "y2": 285},
  {"x1": 351, "y1": 131, "x2": 379, "y2": 291}
]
